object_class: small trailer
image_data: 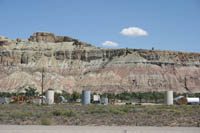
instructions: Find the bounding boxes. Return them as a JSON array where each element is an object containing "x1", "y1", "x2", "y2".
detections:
[
  {"x1": 175, "y1": 96, "x2": 200, "y2": 105},
  {"x1": 186, "y1": 98, "x2": 200, "y2": 104}
]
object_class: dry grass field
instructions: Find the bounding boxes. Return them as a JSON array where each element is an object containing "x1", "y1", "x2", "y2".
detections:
[{"x1": 0, "y1": 104, "x2": 200, "y2": 127}]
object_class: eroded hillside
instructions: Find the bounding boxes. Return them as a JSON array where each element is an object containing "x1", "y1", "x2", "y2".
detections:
[{"x1": 0, "y1": 32, "x2": 200, "y2": 93}]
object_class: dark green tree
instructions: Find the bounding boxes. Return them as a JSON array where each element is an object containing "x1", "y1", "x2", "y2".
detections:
[
  {"x1": 152, "y1": 91, "x2": 164, "y2": 103},
  {"x1": 0, "y1": 92, "x2": 12, "y2": 97},
  {"x1": 194, "y1": 93, "x2": 200, "y2": 97},
  {"x1": 71, "y1": 91, "x2": 81, "y2": 101},
  {"x1": 135, "y1": 92, "x2": 143, "y2": 103},
  {"x1": 25, "y1": 87, "x2": 38, "y2": 98},
  {"x1": 143, "y1": 92, "x2": 154, "y2": 103}
]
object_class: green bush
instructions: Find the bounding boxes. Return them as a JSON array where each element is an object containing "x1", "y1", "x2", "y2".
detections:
[
  {"x1": 51, "y1": 109, "x2": 76, "y2": 117},
  {"x1": 87, "y1": 105, "x2": 134, "y2": 115},
  {"x1": 0, "y1": 92, "x2": 13, "y2": 97},
  {"x1": 41, "y1": 118, "x2": 52, "y2": 125},
  {"x1": 63, "y1": 110, "x2": 76, "y2": 117},
  {"x1": 52, "y1": 110, "x2": 62, "y2": 116},
  {"x1": 9, "y1": 111, "x2": 33, "y2": 119},
  {"x1": 25, "y1": 87, "x2": 39, "y2": 98},
  {"x1": 88, "y1": 105, "x2": 108, "y2": 114},
  {"x1": 108, "y1": 107, "x2": 125, "y2": 115}
]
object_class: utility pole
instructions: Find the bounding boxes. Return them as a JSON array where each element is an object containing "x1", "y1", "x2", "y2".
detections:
[{"x1": 41, "y1": 67, "x2": 44, "y2": 104}]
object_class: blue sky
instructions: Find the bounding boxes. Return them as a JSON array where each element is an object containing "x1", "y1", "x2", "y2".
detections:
[{"x1": 0, "y1": 0, "x2": 200, "y2": 52}]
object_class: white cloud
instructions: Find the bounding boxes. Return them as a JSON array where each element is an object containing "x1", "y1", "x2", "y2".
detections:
[
  {"x1": 102, "y1": 41, "x2": 118, "y2": 47},
  {"x1": 120, "y1": 27, "x2": 148, "y2": 37}
]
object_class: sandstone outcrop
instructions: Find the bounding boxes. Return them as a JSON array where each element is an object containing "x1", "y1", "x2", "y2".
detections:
[
  {"x1": 0, "y1": 32, "x2": 200, "y2": 93},
  {"x1": 28, "y1": 32, "x2": 79, "y2": 43},
  {"x1": 0, "y1": 36, "x2": 10, "y2": 46},
  {"x1": 28, "y1": 32, "x2": 56, "y2": 42}
]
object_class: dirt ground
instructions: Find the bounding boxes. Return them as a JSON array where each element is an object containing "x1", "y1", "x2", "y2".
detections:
[
  {"x1": 0, "y1": 125, "x2": 199, "y2": 133},
  {"x1": 0, "y1": 104, "x2": 199, "y2": 127}
]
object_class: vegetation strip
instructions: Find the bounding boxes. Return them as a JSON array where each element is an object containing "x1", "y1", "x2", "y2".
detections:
[{"x1": 0, "y1": 104, "x2": 199, "y2": 127}]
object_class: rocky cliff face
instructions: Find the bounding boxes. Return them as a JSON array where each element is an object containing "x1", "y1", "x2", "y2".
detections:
[{"x1": 0, "y1": 32, "x2": 200, "y2": 93}]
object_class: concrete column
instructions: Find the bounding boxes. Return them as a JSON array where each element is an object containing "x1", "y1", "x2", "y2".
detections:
[{"x1": 165, "y1": 91, "x2": 173, "y2": 105}]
